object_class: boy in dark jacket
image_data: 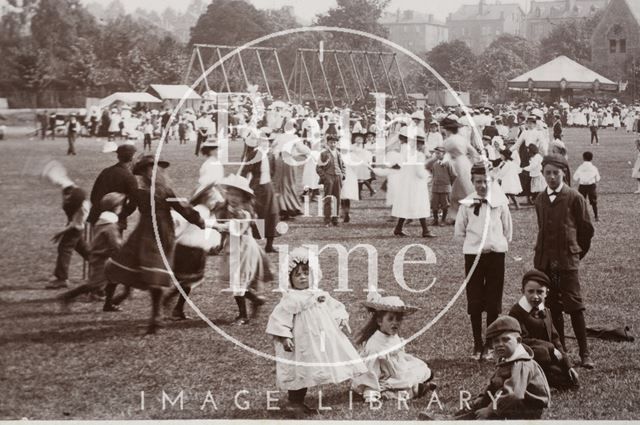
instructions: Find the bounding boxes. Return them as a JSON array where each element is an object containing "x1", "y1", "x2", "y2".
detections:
[
  {"x1": 452, "y1": 316, "x2": 551, "y2": 420},
  {"x1": 509, "y1": 269, "x2": 579, "y2": 389}
]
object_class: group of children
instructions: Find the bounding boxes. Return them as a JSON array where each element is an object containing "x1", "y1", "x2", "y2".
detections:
[{"x1": 263, "y1": 244, "x2": 584, "y2": 419}]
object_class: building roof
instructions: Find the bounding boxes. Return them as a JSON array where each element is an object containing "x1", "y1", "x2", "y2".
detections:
[
  {"x1": 99, "y1": 92, "x2": 162, "y2": 108},
  {"x1": 148, "y1": 84, "x2": 202, "y2": 100},
  {"x1": 526, "y1": 0, "x2": 606, "y2": 19},
  {"x1": 448, "y1": 3, "x2": 524, "y2": 21},
  {"x1": 380, "y1": 10, "x2": 446, "y2": 26},
  {"x1": 508, "y1": 55, "x2": 617, "y2": 90},
  {"x1": 622, "y1": 0, "x2": 640, "y2": 25}
]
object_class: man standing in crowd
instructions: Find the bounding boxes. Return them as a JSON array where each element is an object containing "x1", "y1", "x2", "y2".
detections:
[
  {"x1": 67, "y1": 114, "x2": 78, "y2": 155},
  {"x1": 316, "y1": 130, "x2": 345, "y2": 227}
]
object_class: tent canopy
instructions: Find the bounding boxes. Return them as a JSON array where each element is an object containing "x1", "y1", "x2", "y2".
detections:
[
  {"x1": 148, "y1": 84, "x2": 202, "y2": 100},
  {"x1": 508, "y1": 56, "x2": 618, "y2": 91},
  {"x1": 99, "y1": 92, "x2": 162, "y2": 108}
]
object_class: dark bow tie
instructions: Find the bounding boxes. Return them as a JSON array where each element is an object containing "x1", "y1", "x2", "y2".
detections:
[
  {"x1": 473, "y1": 198, "x2": 488, "y2": 216},
  {"x1": 530, "y1": 308, "x2": 546, "y2": 319},
  {"x1": 548, "y1": 190, "x2": 559, "y2": 197}
]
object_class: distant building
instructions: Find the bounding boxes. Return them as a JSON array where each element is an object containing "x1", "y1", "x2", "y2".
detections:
[
  {"x1": 381, "y1": 10, "x2": 448, "y2": 55},
  {"x1": 591, "y1": 0, "x2": 640, "y2": 82},
  {"x1": 526, "y1": 0, "x2": 607, "y2": 42},
  {"x1": 447, "y1": 0, "x2": 525, "y2": 54}
]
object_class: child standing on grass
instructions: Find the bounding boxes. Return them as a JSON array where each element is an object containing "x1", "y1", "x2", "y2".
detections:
[
  {"x1": 455, "y1": 163, "x2": 512, "y2": 361},
  {"x1": 573, "y1": 151, "x2": 601, "y2": 222},
  {"x1": 509, "y1": 270, "x2": 580, "y2": 390},
  {"x1": 590, "y1": 119, "x2": 599, "y2": 145},
  {"x1": 351, "y1": 292, "x2": 435, "y2": 403},
  {"x1": 493, "y1": 149, "x2": 522, "y2": 209},
  {"x1": 425, "y1": 146, "x2": 456, "y2": 226},
  {"x1": 59, "y1": 193, "x2": 125, "y2": 305},
  {"x1": 218, "y1": 174, "x2": 272, "y2": 325},
  {"x1": 266, "y1": 246, "x2": 371, "y2": 418},
  {"x1": 451, "y1": 316, "x2": 551, "y2": 420},
  {"x1": 143, "y1": 119, "x2": 154, "y2": 152},
  {"x1": 524, "y1": 144, "x2": 544, "y2": 202}
]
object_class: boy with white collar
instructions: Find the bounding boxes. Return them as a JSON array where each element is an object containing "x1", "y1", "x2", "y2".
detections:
[
  {"x1": 455, "y1": 163, "x2": 512, "y2": 361},
  {"x1": 509, "y1": 270, "x2": 580, "y2": 390},
  {"x1": 453, "y1": 316, "x2": 551, "y2": 420}
]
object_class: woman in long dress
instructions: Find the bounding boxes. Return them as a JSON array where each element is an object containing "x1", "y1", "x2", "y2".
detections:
[
  {"x1": 272, "y1": 120, "x2": 308, "y2": 220},
  {"x1": 441, "y1": 115, "x2": 480, "y2": 224},
  {"x1": 390, "y1": 127, "x2": 435, "y2": 238},
  {"x1": 339, "y1": 141, "x2": 360, "y2": 223}
]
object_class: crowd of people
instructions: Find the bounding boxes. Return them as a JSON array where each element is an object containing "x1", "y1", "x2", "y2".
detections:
[{"x1": 36, "y1": 90, "x2": 640, "y2": 419}]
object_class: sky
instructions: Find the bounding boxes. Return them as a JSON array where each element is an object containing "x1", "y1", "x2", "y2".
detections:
[{"x1": 83, "y1": 0, "x2": 531, "y2": 24}]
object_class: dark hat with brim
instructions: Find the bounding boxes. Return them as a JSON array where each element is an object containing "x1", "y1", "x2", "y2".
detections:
[
  {"x1": 542, "y1": 153, "x2": 569, "y2": 170},
  {"x1": 133, "y1": 155, "x2": 169, "y2": 175},
  {"x1": 471, "y1": 162, "x2": 487, "y2": 175},
  {"x1": 440, "y1": 116, "x2": 464, "y2": 129},
  {"x1": 486, "y1": 315, "x2": 522, "y2": 340},
  {"x1": 521, "y1": 269, "x2": 551, "y2": 289}
]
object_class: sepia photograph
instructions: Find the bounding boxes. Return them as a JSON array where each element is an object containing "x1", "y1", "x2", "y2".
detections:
[{"x1": 0, "y1": 0, "x2": 638, "y2": 422}]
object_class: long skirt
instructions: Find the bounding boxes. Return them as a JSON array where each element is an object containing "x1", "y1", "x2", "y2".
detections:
[
  {"x1": 252, "y1": 182, "x2": 279, "y2": 239},
  {"x1": 273, "y1": 158, "x2": 303, "y2": 216}
]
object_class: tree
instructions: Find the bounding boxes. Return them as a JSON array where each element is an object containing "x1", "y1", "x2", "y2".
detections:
[
  {"x1": 422, "y1": 40, "x2": 477, "y2": 92},
  {"x1": 314, "y1": 0, "x2": 390, "y2": 50},
  {"x1": 539, "y1": 12, "x2": 603, "y2": 64},
  {"x1": 117, "y1": 45, "x2": 156, "y2": 91},
  {"x1": 486, "y1": 34, "x2": 540, "y2": 68},
  {"x1": 189, "y1": 0, "x2": 275, "y2": 46},
  {"x1": 474, "y1": 45, "x2": 528, "y2": 94}
]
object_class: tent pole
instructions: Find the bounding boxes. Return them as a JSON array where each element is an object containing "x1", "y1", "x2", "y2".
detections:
[{"x1": 256, "y1": 50, "x2": 272, "y2": 97}]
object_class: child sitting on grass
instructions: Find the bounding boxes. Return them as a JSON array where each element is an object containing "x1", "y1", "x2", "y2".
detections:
[
  {"x1": 452, "y1": 316, "x2": 551, "y2": 420},
  {"x1": 266, "y1": 246, "x2": 371, "y2": 418},
  {"x1": 509, "y1": 270, "x2": 579, "y2": 390},
  {"x1": 351, "y1": 292, "x2": 435, "y2": 403}
]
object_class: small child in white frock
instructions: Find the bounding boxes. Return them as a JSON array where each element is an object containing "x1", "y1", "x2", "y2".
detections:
[
  {"x1": 525, "y1": 144, "x2": 545, "y2": 199},
  {"x1": 494, "y1": 149, "x2": 522, "y2": 209},
  {"x1": 351, "y1": 293, "x2": 435, "y2": 402},
  {"x1": 266, "y1": 247, "x2": 371, "y2": 417}
]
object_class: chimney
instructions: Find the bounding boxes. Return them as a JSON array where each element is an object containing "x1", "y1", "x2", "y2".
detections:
[{"x1": 479, "y1": 0, "x2": 485, "y2": 15}]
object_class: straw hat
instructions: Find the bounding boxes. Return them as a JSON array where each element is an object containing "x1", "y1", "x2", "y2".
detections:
[
  {"x1": 220, "y1": 174, "x2": 254, "y2": 197},
  {"x1": 99, "y1": 192, "x2": 126, "y2": 211},
  {"x1": 410, "y1": 111, "x2": 424, "y2": 120},
  {"x1": 363, "y1": 292, "x2": 418, "y2": 314}
]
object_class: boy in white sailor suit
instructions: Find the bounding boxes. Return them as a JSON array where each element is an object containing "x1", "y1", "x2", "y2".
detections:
[{"x1": 455, "y1": 163, "x2": 512, "y2": 361}]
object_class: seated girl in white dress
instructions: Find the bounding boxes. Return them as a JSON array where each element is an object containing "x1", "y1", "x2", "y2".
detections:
[
  {"x1": 266, "y1": 247, "x2": 372, "y2": 417},
  {"x1": 351, "y1": 293, "x2": 435, "y2": 402}
]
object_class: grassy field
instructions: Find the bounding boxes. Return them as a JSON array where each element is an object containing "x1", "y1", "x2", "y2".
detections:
[{"x1": 0, "y1": 127, "x2": 639, "y2": 420}]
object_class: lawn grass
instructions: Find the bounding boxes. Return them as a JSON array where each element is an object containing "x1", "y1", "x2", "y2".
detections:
[{"x1": 0, "y1": 127, "x2": 639, "y2": 420}]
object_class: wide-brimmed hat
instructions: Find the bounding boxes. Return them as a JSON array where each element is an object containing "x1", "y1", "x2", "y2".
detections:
[
  {"x1": 220, "y1": 173, "x2": 254, "y2": 197},
  {"x1": 363, "y1": 292, "x2": 418, "y2": 314},
  {"x1": 410, "y1": 111, "x2": 424, "y2": 120},
  {"x1": 433, "y1": 146, "x2": 445, "y2": 153},
  {"x1": 132, "y1": 155, "x2": 169, "y2": 175},
  {"x1": 200, "y1": 140, "x2": 219, "y2": 152}
]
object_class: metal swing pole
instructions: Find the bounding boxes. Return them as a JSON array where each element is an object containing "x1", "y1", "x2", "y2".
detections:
[
  {"x1": 317, "y1": 50, "x2": 335, "y2": 108},
  {"x1": 196, "y1": 47, "x2": 211, "y2": 92},
  {"x1": 300, "y1": 51, "x2": 318, "y2": 110},
  {"x1": 378, "y1": 53, "x2": 397, "y2": 108},
  {"x1": 184, "y1": 48, "x2": 197, "y2": 84},
  {"x1": 349, "y1": 52, "x2": 365, "y2": 99},
  {"x1": 363, "y1": 52, "x2": 378, "y2": 93},
  {"x1": 333, "y1": 51, "x2": 350, "y2": 104},
  {"x1": 393, "y1": 53, "x2": 409, "y2": 99},
  {"x1": 255, "y1": 50, "x2": 272, "y2": 97},
  {"x1": 216, "y1": 47, "x2": 232, "y2": 93},
  {"x1": 273, "y1": 49, "x2": 291, "y2": 102},
  {"x1": 287, "y1": 50, "x2": 298, "y2": 98},
  {"x1": 237, "y1": 50, "x2": 251, "y2": 90}
]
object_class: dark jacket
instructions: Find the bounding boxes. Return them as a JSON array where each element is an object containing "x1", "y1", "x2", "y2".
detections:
[
  {"x1": 509, "y1": 302, "x2": 563, "y2": 365},
  {"x1": 88, "y1": 162, "x2": 138, "y2": 226},
  {"x1": 534, "y1": 184, "x2": 594, "y2": 271},
  {"x1": 316, "y1": 148, "x2": 345, "y2": 182}
]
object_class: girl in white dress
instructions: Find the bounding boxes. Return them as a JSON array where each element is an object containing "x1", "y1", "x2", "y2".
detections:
[
  {"x1": 632, "y1": 138, "x2": 640, "y2": 194},
  {"x1": 339, "y1": 141, "x2": 360, "y2": 223},
  {"x1": 351, "y1": 292, "x2": 434, "y2": 401},
  {"x1": 524, "y1": 144, "x2": 545, "y2": 199},
  {"x1": 266, "y1": 247, "x2": 371, "y2": 416},
  {"x1": 494, "y1": 149, "x2": 522, "y2": 209}
]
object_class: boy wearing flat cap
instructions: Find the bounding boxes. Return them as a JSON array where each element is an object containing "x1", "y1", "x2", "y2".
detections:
[
  {"x1": 425, "y1": 146, "x2": 456, "y2": 226},
  {"x1": 455, "y1": 163, "x2": 512, "y2": 361},
  {"x1": 509, "y1": 270, "x2": 579, "y2": 389},
  {"x1": 534, "y1": 154, "x2": 595, "y2": 369},
  {"x1": 454, "y1": 316, "x2": 551, "y2": 420}
]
